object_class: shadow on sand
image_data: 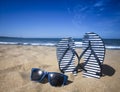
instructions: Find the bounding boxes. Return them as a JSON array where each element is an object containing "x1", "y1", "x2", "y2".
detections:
[
  {"x1": 76, "y1": 63, "x2": 116, "y2": 77},
  {"x1": 102, "y1": 64, "x2": 115, "y2": 76}
]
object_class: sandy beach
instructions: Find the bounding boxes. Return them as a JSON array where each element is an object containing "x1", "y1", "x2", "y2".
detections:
[{"x1": 0, "y1": 45, "x2": 120, "y2": 92}]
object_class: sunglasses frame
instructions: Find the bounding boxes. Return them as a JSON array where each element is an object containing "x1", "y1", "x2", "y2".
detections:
[{"x1": 31, "y1": 68, "x2": 68, "y2": 86}]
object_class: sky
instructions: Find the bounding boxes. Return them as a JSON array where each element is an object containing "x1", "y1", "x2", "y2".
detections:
[{"x1": 0, "y1": 0, "x2": 120, "y2": 38}]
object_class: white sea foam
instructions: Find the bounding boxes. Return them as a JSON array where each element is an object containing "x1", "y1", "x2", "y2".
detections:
[
  {"x1": 0, "y1": 41, "x2": 120, "y2": 49},
  {"x1": 75, "y1": 41, "x2": 82, "y2": 47},
  {"x1": 0, "y1": 41, "x2": 56, "y2": 46},
  {"x1": 105, "y1": 46, "x2": 120, "y2": 49},
  {"x1": 31, "y1": 43, "x2": 56, "y2": 46},
  {"x1": 0, "y1": 42, "x2": 18, "y2": 45}
]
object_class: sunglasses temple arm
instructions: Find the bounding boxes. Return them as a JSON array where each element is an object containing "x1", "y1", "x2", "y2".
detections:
[{"x1": 63, "y1": 75, "x2": 68, "y2": 86}]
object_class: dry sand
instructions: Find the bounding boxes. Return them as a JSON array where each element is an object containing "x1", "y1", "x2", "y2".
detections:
[{"x1": 0, "y1": 45, "x2": 120, "y2": 92}]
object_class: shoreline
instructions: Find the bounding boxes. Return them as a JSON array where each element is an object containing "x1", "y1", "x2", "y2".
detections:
[
  {"x1": 0, "y1": 45, "x2": 120, "y2": 92},
  {"x1": 0, "y1": 44, "x2": 120, "y2": 50}
]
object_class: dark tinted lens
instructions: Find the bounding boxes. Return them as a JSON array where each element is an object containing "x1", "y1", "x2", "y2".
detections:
[
  {"x1": 31, "y1": 69, "x2": 44, "y2": 81},
  {"x1": 48, "y1": 73, "x2": 66, "y2": 86}
]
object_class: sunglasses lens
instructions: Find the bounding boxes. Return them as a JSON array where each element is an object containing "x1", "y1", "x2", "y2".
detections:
[
  {"x1": 31, "y1": 68, "x2": 44, "y2": 81},
  {"x1": 48, "y1": 73, "x2": 68, "y2": 86}
]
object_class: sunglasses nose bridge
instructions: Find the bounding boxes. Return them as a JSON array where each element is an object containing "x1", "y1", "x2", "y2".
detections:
[{"x1": 40, "y1": 70, "x2": 48, "y2": 80}]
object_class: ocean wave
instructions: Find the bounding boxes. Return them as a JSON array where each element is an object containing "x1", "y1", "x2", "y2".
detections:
[
  {"x1": 0, "y1": 42, "x2": 18, "y2": 45},
  {"x1": 105, "y1": 46, "x2": 120, "y2": 50},
  {"x1": 0, "y1": 42, "x2": 56, "y2": 46},
  {"x1": 0, "y1": 41, "x2": 120, "y2": 49},
  {"x1": 31, "y1": 43, "x2": 56, "y2": 46},
  {"x1": 75, "y1": 42, "x2": 82, "y2": 47}
]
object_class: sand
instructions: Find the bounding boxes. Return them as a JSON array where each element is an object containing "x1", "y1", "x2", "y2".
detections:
[{"x1": 0, "y1": 45, "x2": 120, "y2": 92}]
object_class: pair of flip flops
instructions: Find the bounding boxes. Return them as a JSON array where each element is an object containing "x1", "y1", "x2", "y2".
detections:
[{"x1": 56, "y1": 32, "x2": 105, "y2": 78}]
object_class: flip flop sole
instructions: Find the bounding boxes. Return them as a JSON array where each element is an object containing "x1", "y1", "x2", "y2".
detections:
[
  {"x1": 56, "y1": 38, "x2": 76, "y2": 73},
  {"x1": 83, "y1": 32, "x2": 106, "y2": 78}
]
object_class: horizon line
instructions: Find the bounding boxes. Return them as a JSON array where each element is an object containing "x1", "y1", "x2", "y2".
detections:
[{"x1": 0, "y1": 36, "x2": 120, "y2": 39}]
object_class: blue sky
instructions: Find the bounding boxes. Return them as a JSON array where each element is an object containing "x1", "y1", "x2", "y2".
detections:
[{"x1": 0, "y1": 0, "x2": 120, "y2": 38}]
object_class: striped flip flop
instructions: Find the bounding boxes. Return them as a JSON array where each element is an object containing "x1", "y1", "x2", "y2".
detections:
[
  {"x1": 82, "y1": 32, "x2": 106, "y2": 78},
  {"x1": 56, "y1": 37, "x2": 76, "y2": 75}
]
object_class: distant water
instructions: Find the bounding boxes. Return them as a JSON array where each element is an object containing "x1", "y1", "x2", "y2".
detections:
[{"x1": 0, "y1": 37, "x2": 120, "y2": 50}]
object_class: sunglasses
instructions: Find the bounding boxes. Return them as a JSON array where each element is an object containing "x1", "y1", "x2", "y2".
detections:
[{"x1": 31, "y1": 68, "x2": 68, "y2": 87}]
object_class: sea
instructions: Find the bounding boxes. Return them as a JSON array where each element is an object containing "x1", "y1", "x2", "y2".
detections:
[{"x1": 0, "y1": 37, "x2": 120, "y2": 50}]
